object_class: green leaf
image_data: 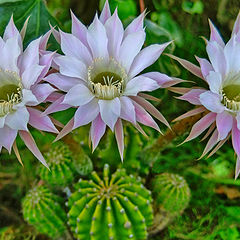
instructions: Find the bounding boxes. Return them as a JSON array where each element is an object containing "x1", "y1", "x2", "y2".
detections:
[{"x1": 0, "y1": 0, "x2": 58, "y2": 44}]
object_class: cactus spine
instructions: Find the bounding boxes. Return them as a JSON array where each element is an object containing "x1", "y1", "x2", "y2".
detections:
[
  {"x1": 67, "y1": 164, "x2": 153, "y2": 240},
  {"x1": 22, "y1": 185, "x2": 68, "y2": 238}
]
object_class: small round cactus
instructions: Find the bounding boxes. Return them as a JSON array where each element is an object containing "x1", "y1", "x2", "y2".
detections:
[
  {"x1": 38, "y1": 142, "x2": 74, "y2": 186},
  {"x1": 22, "y1": 185, "x2": 68, "y2": 238},
  {"x1": 67, "y1": 164, "x2": 153, "y2": 240},
  {"x1": 149, "y1": 173, "x2": 191, "y2": 234}
]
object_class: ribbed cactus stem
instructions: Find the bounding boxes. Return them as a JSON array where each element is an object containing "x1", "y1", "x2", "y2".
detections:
[{"x1": 67, "y1": 164, "x2": 153, "y2": 240}]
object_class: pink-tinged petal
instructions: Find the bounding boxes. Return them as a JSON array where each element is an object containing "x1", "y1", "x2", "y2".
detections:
[
  {"x1": 70, "y1": 10, "x2": 89, "y2": 47},
  {"x1": 3, "y1": 16, "x2": 21, "y2": 45},
  {"x1": 115, "y1": 119, "x2": 124, "y2": 161},
  {"x1": 0, "y1": 37, "x2": 21, "y2": 73},
  {"x1": 224, "y1": 34, "x2": 240, "y2": 73},
  {"x1": 31, "y1": 83, "x2": 56, "y2": 103},
  {"x1": 199, "y1": 91, "x2": 225, "y2": 113},
  {"x1": 54, "y1": 55, "x2": 87, "y2": 80},
  {"x1": 208, "y1": 137, "x2": 229, "y2": 158},
  {"x1": 39, "y1": 29, "x2": 51, "y2": 51},
  {"x1": 90, "y1": 114, "x2": 106, "y2": 151},
  {"x1": 168, "y1": 87, "x2": 190, "y2": 94},
  {"x1": 124, "y1": 10, "x2": 145, "y2": 37},
  {"x1": 129, "y1": 42, "x2": 171, "y2": 78},
  {"x1": 119, "y1": 96, "x2": 136, "y2": 123},
  {"x1": 0, "y1": 116, "x2": 6, "y2": 128},
  {"x1": 131, "y1": 96, "x2": 170, "y2": 128},
  {"x1": 37, "y1": 52, "x2": 55, "y2": 81},
  {"x1": 20, "y1": 16, "x2": 30, "y2": 41},
  {"x1": 54, "y1": 118, "x2": 74, "y2": 142},
  {"x1": 206, "y1": 41, "x2": 227, "y2": 76},
  {"x1": 236, "y1": 113, "x2": 240, "y2": 130},
  {"x1": 216, "y1": 111, "x2": 233, "y2": 140},
  {"x1": 63, "y1": 84, "x2": 94, "y2": 106},
  {"x1": 28, "y1": 108, "x2": 58, "y2": 133},
  {"x1": 195, "y1": 56, "x2": 213, "y2": 79},
  {"x1": 73, "y1": 99, "x2": 99, "y2": 129},
  {"x1": 124, "y1": 76, "x2": 159, "y2": 96},
  {"x1": 166, "y1": 54, "x2": 204, "y2": 80},
  {"x1": 60, "y1": 30, "x2": 92, "y2": 65},
  {"x1": 134, "y1": 122, "x2": 148, "y2": 137},
  {"x1": 177, "y1": 89, "x2": 206, "y2": 105},
  {"x1": 45, "y1": 92, "x2": 62, "y2": 103},
  {"x1": 105, "y1": 9, "x2": 124, "y2": 59},
  {"x1": 173, "y1": 106, "x2": 206, "y2": 122},
  {"x1": 21, "y1": 89, "x2": 39, "y2": 106},
  {"x1": 233, "y1": 12, "x2": 240, "y2": 36},
  {"x1": 206, "y1": 71, "x2": 222, "y2": 94},
  {"x1": 182, "y1": 112, "x2": 217, "y2": 144},
  {"x1": 99, "y1": 98, "x2": 121, "y2": 131},
  {"x1": 119, "y1": 30, "x2": 146, "y2": 72},
  {"x1": 208, "y1": 19, "x2": 225, "y2": 47},
  {"x1": 43, "y1": 95, "x2": 71, "y2": 115},
  {"x1": 45, "y1": 73, "x2": 83, "y2": 92},
  {"x1": 20, "y1": 37, "x2": 41, "y2": 74},
  {"x1": 199, "y1": 129, "x2": 219, "y2": 159},
  {"x1": 21, "y1": 64, "x2": 45, "y2": 89},
  {"x1": 235, "y1": 157, "x2": 240, "y2": 179},
  {"x1": 87, "y1": 15, "x2": 108, "y2": 59},
  {"x1": 200, "y1": 122, "x2": 215, "y2": 141},
  {"x1": 232, "y1": 119, "x2": 240, "y2": 158},
  {"x1": 132, "y1": 100, "x2": 160, "y2": 132},
  {"x1": 6, "y1": 107, "x2": 29, "y2": 131},
  {"x1": 138, "y1": 93, "x2": 160, "y2": 102},
  {"x1": 99, "y1": 0, "x2": 111, "y2": 24},
  {"x1": 0, "y1": 126, "x2": 17, "y2": 152},
  {"x1": 19, "y1": 130, "x2": 49, "y2": 168},
  {"x1": 49, "y1": 23, "x2": 60, "y2": 44}
]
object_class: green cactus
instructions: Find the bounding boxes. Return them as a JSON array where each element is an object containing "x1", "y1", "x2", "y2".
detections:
[
  {"x1": 38, "y1": 142, "x2": 74, "y2": 186},
  {"x1": 149, "y1": 173, "x2": 191, "y2": 235},
  {"x1": 22, "y1": 185, "x2": 68, "y2": 238},
  {"x1": 67, "y1": 164, "x2": 153, "y2": 240}
]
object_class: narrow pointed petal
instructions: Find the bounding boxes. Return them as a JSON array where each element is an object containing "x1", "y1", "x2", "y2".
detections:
[
  {"x1": 31, "y1": 84, "x2": 56, "y2": 103},
  {"x1": 134, "y1": 122, "x2": 148, "y2": 137},
  {"x1": 73, "y1": 99, "x2": 99, "y2": 129},
  {"x1": 0, "y1": 126, "x2": 17, "y2": 152},
  {"x1": 131, "y1": 96, "x2": 170, "y2": 128},
  {"x1": 216, "y1": 111, "x2": 233, "y2": 140},
  {"x1": 119, "y1": 96, "x2": 136, "y2": 123},
  {"x1": 232, "y1": 119, "x2": 240, "y2": 158},
  {"x1": 54, "y1": 118, "x2": 74, "y2": 142},
  {"x1": 232, "y1": 11, "x2": 240, "y2": 36},
  {"x1": 168, "y1": 87, "x2": 190, "y2": 94},
  {"x1": 119, "y1": 30, "x2": 146, "y2": 72},
  {"x1": 138, "y1": 93, "x2": 160, "y2": 102},
  {"x1": 3, "y1": 15, "x2": 21, "y2": 44},
  {"x1": 132, "y1": 100, "x2": 160, "y2": 132},
  {"x1": 13, "y1": 141, "x2": 23, "y2": 166},
  {"x1": 208, "y1": 19, "x2": 225, "y2": 47},
  {"x1": 200, "y1": 123, "x2": 215, "y2": 141},
  {"x1": 199, "y1": 91, "x2": 225, "y2": 113},
  {"x1": 129, "y1": 42, "x2": 171, "y2": 78},
  {"x1": 99, "y1": 98, "x2": 121, "y2": 131},
  {"x1": 208, "y1": 137, "x2": 229, "y2": 158},
  {"x1": 166, "y1": 54, "x2": 204, "y2": 79},
  {"x1": 177, "y1": 89, "x2": 206, "y2": 105},
  {"x1": 6, "y1": 107, "x2": 29, "y2": 131},
  {"x1": 87, "y1": 15, "x2": 109, "y2": 59},
  {"x1": 90, "y1": 114, "x2": 106, "y2": 151},
  {"x1": 49, "y1": 23, "x2": 60, "y2": 43},
  {"x1": 235, "y1": 157, "x2": 240, "y2": 179},
  {"x1": 182, "y1": 112, "x2": 217, "y2": 144},
  {"x1": 19, "y1": 130, "x2": 49, "y2": 168},
  {"x1": 173, "y1": 106, "x2": 206, "y2": 122},
  {"x1": 124, "y1": 76, "x2": 159, "y2": 96},
  {"x1": 105, "y1": 9, "x2": 124, "y2": 58},
  {"x1": 115, "y1": 119, "x2": 124, "y2": 161},
  {"x1": 63, "y1": 84, "x2": 94, "y2": 106},
  {"x1": 39, "y1": 29, "x2": 51, "y2": 50},
  {"x1": 20, "y1": 16, "x2": 30, "y2": 41},
  {"x1": 99, "y1": 0, "x2": 111, "y2": 24},
  {"x1": 195, "y1": 56, "x2": 213, "y2": 79},
  {"x1": 28, "y1": 108, "x2": 58, "y2": 133}
]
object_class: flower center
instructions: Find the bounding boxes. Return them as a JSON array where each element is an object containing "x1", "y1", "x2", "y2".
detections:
[
  {"x1": 88, "y1": 57, "x2": 127, "y2": 100},
  {"x1": 222, "y1": 84, "x2": 240, "y2": 111},
  {"x1": 0, "y1": 69, "x2": 22, "y2": 117}
]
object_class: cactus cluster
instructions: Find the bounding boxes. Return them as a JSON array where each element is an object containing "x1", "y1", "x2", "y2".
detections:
[
  {"x1": 149, "y1": 173, "x2": 191, "y2": 234},
  {"x1": 22, "y1": 185, "x2": 67, "y2": 238},
  {"x1": 67, "y1": 164, "x2": 153, "y2": 240},
  {"x1": 38, "y1": 142, "x2": 74, "y2": 186}
]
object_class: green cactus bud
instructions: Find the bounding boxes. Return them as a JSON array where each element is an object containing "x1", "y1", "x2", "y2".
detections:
[
  {"x1": 22, "y1": 185, "x2": 67, "y2": 238},
  {"x1": 38, "y1": 142, "x2": 74, "y2": 186},
  {"x1": 149, "y1": 173, "x2": 191, "y2": 234},
  {"x1": 73, "y1": 154, "x2": 93, "y2": 176},
  {"x1": 67, "y1": 164, "x2": 153, "y2": 240}
]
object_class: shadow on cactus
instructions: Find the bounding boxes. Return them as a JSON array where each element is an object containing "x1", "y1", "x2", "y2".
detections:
[
  {"x1": 67, "y1": 164, "x2": 153, "y2": 240},
  {"x1": 22, "y1": 185, "x2": 68, "y2": 238},
  {"x1": 149, "y1": 173, "x2": 191, "y2": 235}
]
